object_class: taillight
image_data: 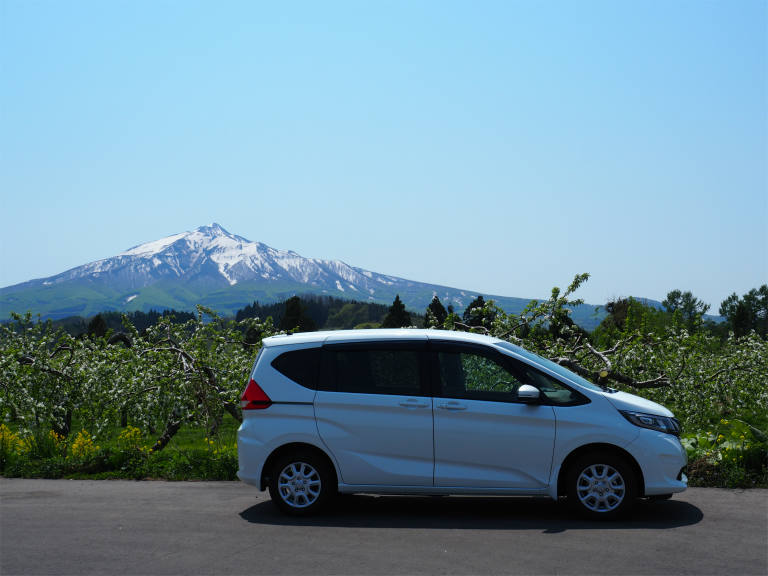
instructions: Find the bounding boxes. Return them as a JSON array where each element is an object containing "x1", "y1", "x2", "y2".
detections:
[{"x1": 240, "y1": 378, "x2": 272, "y2": 410}]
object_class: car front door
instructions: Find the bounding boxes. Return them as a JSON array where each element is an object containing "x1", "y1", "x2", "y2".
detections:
[{"x1": 431, "y1": 342, "x2": 556, "y2": 489}]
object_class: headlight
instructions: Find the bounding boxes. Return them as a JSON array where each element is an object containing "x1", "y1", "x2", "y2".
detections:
[{"x1": 620, "y1": 410, "x2": 681, "y2": 436}]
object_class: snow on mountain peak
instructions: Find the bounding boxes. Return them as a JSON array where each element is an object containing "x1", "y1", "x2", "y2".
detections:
[
  {"x1": 119, "y1": 231, "x2": 188, "y2": 257},
  {"x1": 120, "y1": 223, "x2": 234, "y2": 257},
  {"x1": 42, "y1": 224, "x2": 393, "y2": 295}
]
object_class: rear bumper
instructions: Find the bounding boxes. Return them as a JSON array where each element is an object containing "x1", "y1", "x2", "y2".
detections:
[
  {"x1": 236, "y1": 469, "x2": 261, "y2": 487},
  {"x1": 237, "y1": 429, "x2": 268, "y2": 489}
]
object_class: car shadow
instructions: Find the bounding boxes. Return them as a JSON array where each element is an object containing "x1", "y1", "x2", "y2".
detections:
[{"x1": 239, "y1": 494, "x2": 703, "y2": 531}]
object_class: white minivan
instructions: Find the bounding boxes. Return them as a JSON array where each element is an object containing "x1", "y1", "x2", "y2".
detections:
[{"x1": 237, "y1": 329, "x2": 687, "y2": 518}]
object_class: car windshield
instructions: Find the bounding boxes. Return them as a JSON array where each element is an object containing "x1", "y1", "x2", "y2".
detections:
[{"x1": 494, "y1": 340, "x2": 608, "y2": 393}]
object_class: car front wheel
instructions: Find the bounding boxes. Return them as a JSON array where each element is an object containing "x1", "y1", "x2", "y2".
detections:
[{"x1": 567, "y1": 452, "x2": 636, "y2": 519}]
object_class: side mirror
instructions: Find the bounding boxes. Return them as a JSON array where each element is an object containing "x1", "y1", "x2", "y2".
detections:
[{"x1": 518, "y1": 384, "x2": 540, "y2": 403}]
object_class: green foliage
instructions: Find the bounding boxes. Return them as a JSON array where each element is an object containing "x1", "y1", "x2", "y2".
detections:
[
  {"x1": 456, "y1": 274, "x2": 767, "y2": 479},
  {"x1": 662, "y1": 289, "x2": 710, "y2": 331},
  {"x1": 40, "y1": 309, "x2": 196, "y2": 338},
  {"x1": 683, "y1": 418, "x2": 767, "y2": 487},
  {"x1": 719, "y1": 285, "x2": 768, "y2": 338},
  {"x1": 87, "y1": 314, "x2": 108, "y2": 339},
  {"x1": 593, "y1": 298, "x2": 673, "y2": 347},
  {"x1": 327, "y1": 303, "x2": 377, "y2": 329},
  {"x1": 236, "y1": 295, "x2": 389, "y2": 330},
  {"x1": 279, "y1": 296, "x2": 317, "y2": 333},
  {"x1": 424, "y1": 296, "x2": 448, "y2": 328},
  {"x1": 0, "y1": 309, "x2": 273, "y2": 448},
  {"x1": 463, "y1": 296, "x2": 494, "y2": 328},
  {"x1": 0, "y1": 416, "x2": 241, "y2": 480},
  {"x1": 2, "y1": 276, "x2": 767, "y2": 486},
  {"x1": 382, "y1": 295, "x2": 412, "y2": 328}
]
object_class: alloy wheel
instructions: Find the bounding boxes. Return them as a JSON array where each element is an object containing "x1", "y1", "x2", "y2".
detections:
[
  {"x1": 575, "y1": 463, "x2": 626, "y2": 512},
  {"x1": 277, "y1": 461, "x2": 322, "y2": 509}
]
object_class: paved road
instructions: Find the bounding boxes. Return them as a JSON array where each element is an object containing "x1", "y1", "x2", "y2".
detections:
[{"x1": 1, "y1": 479, "x2": 766, "y2": 575}]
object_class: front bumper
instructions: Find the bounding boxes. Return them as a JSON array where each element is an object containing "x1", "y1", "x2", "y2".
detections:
[{"x1": 626, "y1": 428, "x2": 688, "y2": 495}]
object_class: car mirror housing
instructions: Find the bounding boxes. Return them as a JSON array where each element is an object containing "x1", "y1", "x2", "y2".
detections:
[{"x1": 518, "y1": 384, "x2": 540, "y2": 403}]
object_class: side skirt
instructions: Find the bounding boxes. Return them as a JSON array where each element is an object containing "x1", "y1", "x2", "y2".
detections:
[{"x1": 337, "y1": 484, "x2": 552, "y2": 497}]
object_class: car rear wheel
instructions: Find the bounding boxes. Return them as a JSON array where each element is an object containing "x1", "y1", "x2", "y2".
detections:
[
  {"x1": 567, "y1": 452, "x2": 636, "y2": 519},
  {"x1": 268, "y1": 450, "x2": 334, "y2": 516}
]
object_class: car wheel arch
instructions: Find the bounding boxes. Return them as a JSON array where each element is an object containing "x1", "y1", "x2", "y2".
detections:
[
  {"x1": 556, "y1": 443, "x2": 645, "y2": 498},
  {"x1": 260, "y1": 442, "x2": 338, "y2": 491}
]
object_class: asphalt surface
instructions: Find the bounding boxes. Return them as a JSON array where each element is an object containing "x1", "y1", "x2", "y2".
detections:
[{"x1": 1, "y1": 479, "x2": 766, "y2": 576}]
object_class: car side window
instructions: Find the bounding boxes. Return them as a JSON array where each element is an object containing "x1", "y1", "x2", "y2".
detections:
[
  {"x1": 433, "y1": 343, "x2": 588, "y2": 405},
  {"x1": 437, "y1": 349, "x2": 526, "y2": 402},
  {"x1": 327, "y1": 348, "x2": 424, "y2": 396},
  {"x1": 517, "y1": 364, "x2": 586, "y2": 406}
]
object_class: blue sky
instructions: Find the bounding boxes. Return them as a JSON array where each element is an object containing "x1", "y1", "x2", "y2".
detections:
[{"x1": 1, "y1": 0, "x2": 766, "y2": 310}]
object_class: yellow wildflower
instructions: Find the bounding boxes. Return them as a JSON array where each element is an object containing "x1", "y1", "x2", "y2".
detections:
[
  {"x1": 117, "y1": 426, "x2": 145, "y2": 451},
  {"x1": 0, "y1": 424, "x2": 23, "y2": 455},
  {"x1": 69, "y1": 429, "x2": 99, "y2": 460}
]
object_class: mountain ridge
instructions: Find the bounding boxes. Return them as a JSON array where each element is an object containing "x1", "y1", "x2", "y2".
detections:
[{"x1": 1, "y1": 223, "x2": 605, "y2": 328}]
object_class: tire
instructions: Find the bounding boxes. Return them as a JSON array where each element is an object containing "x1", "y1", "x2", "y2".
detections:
[
  {"x1": 567, "y1": 452, "x2": 637, "y2": 520},
  {"x1": 268, "y1": 450, "x2": 335, "y2": 516}
]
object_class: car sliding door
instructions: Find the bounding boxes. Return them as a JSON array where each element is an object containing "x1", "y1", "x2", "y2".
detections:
[{"x1": 314, "y1": 341, "x2": 434, "y2": 487}]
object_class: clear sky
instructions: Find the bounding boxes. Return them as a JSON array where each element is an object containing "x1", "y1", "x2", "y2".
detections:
[{"x1": 1, "y1": 0, "x2": 766, "y2": 310}]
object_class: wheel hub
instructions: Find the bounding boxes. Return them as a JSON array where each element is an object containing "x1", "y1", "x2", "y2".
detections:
[
  {"x1": 277, "y1": 461, "x2": 322, "y2": 508},
  {"x1": 576, "y1": 463, "x2": 626, "y2": 512}
]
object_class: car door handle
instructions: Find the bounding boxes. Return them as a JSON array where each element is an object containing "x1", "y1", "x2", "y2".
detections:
[
  {"x1": 437, "y1": 401, "x2": 467, "y2": 411},
  {"x1": 399, "y1": 399, "x2": 430, "y2": 408}
]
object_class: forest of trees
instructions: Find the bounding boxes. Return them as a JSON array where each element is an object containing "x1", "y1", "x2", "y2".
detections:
[
  {"x1": 51, "y1": 309, "x2": 196, "y2": 338},
  {"x1": 42, "y1": 283, "x2": 767, "y2": 342},
  {"x1": 44, "y1": 295, "x2": 396, "y2": 339},
  {"x1": 235, "y1": 294, "x2": 394, "y2": 330}
]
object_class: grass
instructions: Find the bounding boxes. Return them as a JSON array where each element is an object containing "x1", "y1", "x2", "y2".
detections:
[
  {"x1": 165, "y1": 416, "x2": 239, "y2": 451},
  {"x1": 0, "y1": 416, "x2": 241, "y2": 481},
  {"x1": 2, "y1": 415, "x2": 766, "y2": 486}
]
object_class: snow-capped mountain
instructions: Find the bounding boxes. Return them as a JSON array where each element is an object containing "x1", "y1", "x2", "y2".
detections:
[
  {"x1": 51, "y1": 223, "x2": 402, "y2": 295},
  {"x1": 0, "y1": 224, "x2": 601, "y2": 328}
]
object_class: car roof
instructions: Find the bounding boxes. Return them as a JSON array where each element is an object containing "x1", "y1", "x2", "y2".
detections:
[{"x1": 261, "y1": 328, "x2": 504, "y2": 348}]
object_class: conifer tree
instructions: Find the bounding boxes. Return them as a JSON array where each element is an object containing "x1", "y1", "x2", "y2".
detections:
[
  {"x1": 463, "y1": 295, "x2": 487, "y2": 327},
  {"x1": 424, "y1": 295, "x2": 447, "y2": 328},
  {"x1": 382, "y1": 294, "x2": 411, "y2": 328},
  {"x1": 87, "y1": 314, "x2": 107, "y2": 339},
  {"x1": 280, "y1": 296, "x2": 317, "y2": 333}
]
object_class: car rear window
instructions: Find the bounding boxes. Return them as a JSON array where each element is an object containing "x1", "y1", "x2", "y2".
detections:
[{"x1": 271, "y1": 348, "x2": 321, "y2": 389}]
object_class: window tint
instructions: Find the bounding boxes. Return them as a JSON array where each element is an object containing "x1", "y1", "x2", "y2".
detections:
[
  {"x1": 271, "y1": 348, "x2": 321, "y2": 389},
  {"x1": 434, "y1": 345, "x2": 588, "y2": 405},
  {"x1": 332, "y1": 349, "x2": 422, "y2": 395},
  {"x1": 495, "y1": 340, "x2": 605, "y2": 393},
  {"x1": 517, "y1": 364, "x2": 585, "y2": 405},
  {"x1": 437, "y1": 350, "x2": 526, "y2": 402}
]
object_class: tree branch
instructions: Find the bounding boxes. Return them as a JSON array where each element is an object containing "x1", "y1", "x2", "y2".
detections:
[
  {"x1": 585, "y1": 342, "x2": 612, "y2": 372},
  {"x1": 551, "y1": 355, "x2": 670, "y2": 389},
  {"x1": 452, "y1": 322, "x2": 490, "y2": 334}
]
